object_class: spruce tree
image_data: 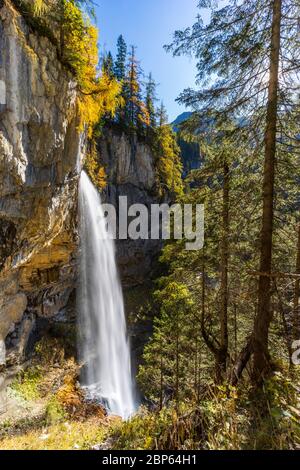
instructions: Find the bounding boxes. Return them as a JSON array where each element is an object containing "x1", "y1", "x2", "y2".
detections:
[
  {"x1": 153, "y1": 104, "x2": 183, "y2": 196},
  {"x1": 145, "y1": 73, "x2": 158, "y2": 129},
  {"x1": 102, "y1": 51, "x2": 114, "y2": 79},
  {"x1": 114, "y1": 34, "x2": 127, "y2": 81},
  {"x1": 138, "y1": 282, "x2": 196, "y2": 410},
  {"x1": 166, "y1": 0, "x2": 300, "y2": 383},
  {"x1": 123, "y1": 46, "x2": 149, "y2": 133},
  {"x1": 157, "y1": 102, "x2": 169, "y2": 127}
]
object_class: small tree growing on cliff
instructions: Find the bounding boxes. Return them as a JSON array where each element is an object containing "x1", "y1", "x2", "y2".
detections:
[
  {"x1": 157, "y1": 102, "x2": 168, "y2": 127},
  {"x1": 145, "y1": 73, "x2": 158, "y2": 130},
  {"x1": 114, "y1": 34, "x2": 128, "y2": 81},
  {"x1": 102, "y1": 51, "x2": 115, "y2": 79},
  {"x1": 123, "y1": 46, "x2": 150, "y2": 134},
  {"x1": 152, "y1": 104, "x2": 183, "y2": 196}
]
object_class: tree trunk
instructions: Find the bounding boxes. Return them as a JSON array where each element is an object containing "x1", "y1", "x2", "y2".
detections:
[
  {"x1": 253, "y1": 0, "x2": 282, "y2": 383},
  {"x1": 175, "y1": 310, "x2": 179, "y2": 415},
  {"x1": 201, "y1": 251, "x2": 219, "y2": 357},
  {"x1": 230, "y1": 336, "x2": 253, "y2": 386},
  {"x1": 160, "y1": 347, "x2": 163, "y2": 411},
  {"x1": 194, "y1": 337, "x2": 198, "y2": 399},
  {"x1": 59, "y1": 0, "x2": 65, "y2": 59},
  {"x1": 274, "y1": 281, "x2": 293, "y2": 367},
  {"x1": 219, "y1": 161, "x2": 230, "y2": 377},
  {"x1": 201, "y1": 209, "x2": 229, "y2": 385},
  {"x1": 293, "y1": 224, "x2": 300, "y2": 340},
  {"x1": 234, "y1": 303, "x2": 237, "y2": 361}
]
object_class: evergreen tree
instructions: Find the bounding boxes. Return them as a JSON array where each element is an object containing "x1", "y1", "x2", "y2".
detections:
[
  {"x1": 166, "y1": 0, "x2": 300, "y2": 384},
  {"x1": 114, "y1": 34, "x2": 127, "y2": 81},
  {"x1": 102, "y1": 51, "x2": 115, "y2": 79},
  {"x1": 123, "y1": 46, "x2": 150, "y2": 133},
  {"x1": 138, "y1": 282, "x2": 196, "y2": 410},
  {"x1": 157, "y1": 101, "x2": 169, "y2": 127},
  {"x1": 145, "y1": 73, "x2": 158, "y2": 129},
  {"x1": 152, "y1": 105, "x2": 183, "y2": 196}
]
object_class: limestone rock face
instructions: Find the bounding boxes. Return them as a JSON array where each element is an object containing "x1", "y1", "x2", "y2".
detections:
[
  {"x1": 99, "y1": 129, "x2": 162, "y2": 286},
  {"x1": 99, "y1": 130, "x2": 156, "y2": 191},
  {"x1": 0, "y1": 2, "x2": 81, "y2": 366}
]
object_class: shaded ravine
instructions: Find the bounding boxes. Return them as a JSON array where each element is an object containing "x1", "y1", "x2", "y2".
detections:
[{"x1": 78, "y1": 171, "x2": 136, "y2": 419}]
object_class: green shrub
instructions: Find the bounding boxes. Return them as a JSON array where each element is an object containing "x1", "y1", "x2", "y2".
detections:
[
  {"x1": 12, "y1": 368, "x2": 42, "y2": 401},
  {"x1": 45, "y1": 397, "x2": 66, "y2": 425}
]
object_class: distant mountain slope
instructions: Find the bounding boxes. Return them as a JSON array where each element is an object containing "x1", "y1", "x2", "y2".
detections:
[
  {"x1": 171, "y1": 112, "x2": 193, "y2": 131},
  {"x1": 172, "y1": 112, "x2": 202, "y2": 176}
]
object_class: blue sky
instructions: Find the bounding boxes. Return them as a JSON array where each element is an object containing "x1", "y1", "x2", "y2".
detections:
[{"x1": 94, "y1": 0, "x2": 202, "y2": 122}]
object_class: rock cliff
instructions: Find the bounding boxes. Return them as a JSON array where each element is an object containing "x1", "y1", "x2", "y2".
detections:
[
  {"x1": 99, "y1": 129, "x2": 162, "y2": 287},
  {"x1": 0, "y1": 1, "x2": 162, "y2": 370},
  {"x1": 0, "y1": 1, "x2": 81, "y2": 367}
]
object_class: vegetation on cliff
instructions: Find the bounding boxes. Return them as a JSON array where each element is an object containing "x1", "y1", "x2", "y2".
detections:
[
  {"x1": 24, "y1": 1, "x2": 184, "y2": 197},
  {"x1": 16, "y1": 0, "x2": 121, "y2": 134},
  {"x1": 0, "y1": 338, "x2": 115, "y2": 450},
  {"x1": 99, "y1": 35, "x2": 184, "y2": 197}
]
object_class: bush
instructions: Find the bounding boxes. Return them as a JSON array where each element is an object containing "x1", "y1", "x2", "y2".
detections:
[
  {"x1": 12, "y1": 368, "x2": 42, "y2": 401},
  {"x1": 45, "y1": 397, "x2": 66, "y2": 425}
]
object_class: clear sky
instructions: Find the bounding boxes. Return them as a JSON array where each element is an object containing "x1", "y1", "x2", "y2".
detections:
[{"x1": 94, "y1": 0, "x2": 201, "y2": 122}]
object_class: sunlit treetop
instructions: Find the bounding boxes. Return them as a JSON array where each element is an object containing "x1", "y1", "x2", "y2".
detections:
[{"x1": 166, "y1": 0, "x2": 300, "y2": 140}]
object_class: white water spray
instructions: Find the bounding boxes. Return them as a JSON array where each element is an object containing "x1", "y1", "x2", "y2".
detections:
[{"x1": 78, "y1": 171, "x2": 136, "y2": 419}]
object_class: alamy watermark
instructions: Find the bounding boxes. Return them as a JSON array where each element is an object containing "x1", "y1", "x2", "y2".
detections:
[{"x1": 100, "y1": 197, "x2": 204, "y2": 251}]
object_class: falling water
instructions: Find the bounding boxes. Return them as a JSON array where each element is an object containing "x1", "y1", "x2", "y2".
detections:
[{"x1": 78, "y1": 171, "x2": 136, "y2": 419}]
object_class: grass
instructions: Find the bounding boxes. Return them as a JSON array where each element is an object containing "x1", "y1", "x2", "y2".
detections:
[
  {"x1": 4, "y1": 337, "x2": 299, "y2": 450},
  {"x1": 0, "y1": 336, "x2": 116, "y2": 450},
  {"x1": 45, "y1": 397, "x2": 66, "y2": 425},
  {"x1": 110, "y1": 405, "x2": 205, "y2": 450},
  {"x1": 11, "y1": 367, "x2": 42, "y2": 401},
  {"x1": 110, "y1": 371, "x2": 300, "y2": 450},
  {"x1": 0, "y1": 417, "x2": 109, "y2": 450}
]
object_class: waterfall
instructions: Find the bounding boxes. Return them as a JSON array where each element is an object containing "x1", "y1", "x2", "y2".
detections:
[{"x1": 78, "y1": 171, "x2": 136, "y2": 419}]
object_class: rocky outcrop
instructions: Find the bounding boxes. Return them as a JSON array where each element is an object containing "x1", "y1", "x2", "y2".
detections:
[
  {"x1": 0, "y1": 1, "x2": 81, "y2": 367},
  {"x1": 99, "y1": 129, "x2": 162, "y2": 286},
  {"x1": 0, "y1": 1, "x2": 163, "y2": 369}
]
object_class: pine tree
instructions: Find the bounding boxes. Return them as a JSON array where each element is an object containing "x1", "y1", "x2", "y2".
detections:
[
  {"x1": 145, "y1": 73, "x2": 158, "y2": 129},
  {"x1": 123, "y1": 46, "x2": 150, "y2": 133},
  {"x1": 157, "y1": 102, "x2": 168, "y2": 127},
  {"x1": 102, "y1": 51, "x2": 114, "y2": 79},
  {"x1": 152, "y1": 104, "x2": 183, "y2": 196},
  {"x1": 190, "y1": 134, "x2": 246, "y2": 382},
  {"x1": 138, "y1": 282, "x2": 196, "y2": 410},
  {"x1": 253, "y1": 0, "x2": 282, "y2": 383},
  {"x1": 166, "y1": 0, "x2": 300, "y2": 384},
  {"x1": 114, "y1": 34, "x2": 127, "y2": 81}
]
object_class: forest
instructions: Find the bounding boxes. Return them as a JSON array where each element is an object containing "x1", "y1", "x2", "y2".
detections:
[{"x1": 0, "y1": 0, "x2": 300, "y2": 453}]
